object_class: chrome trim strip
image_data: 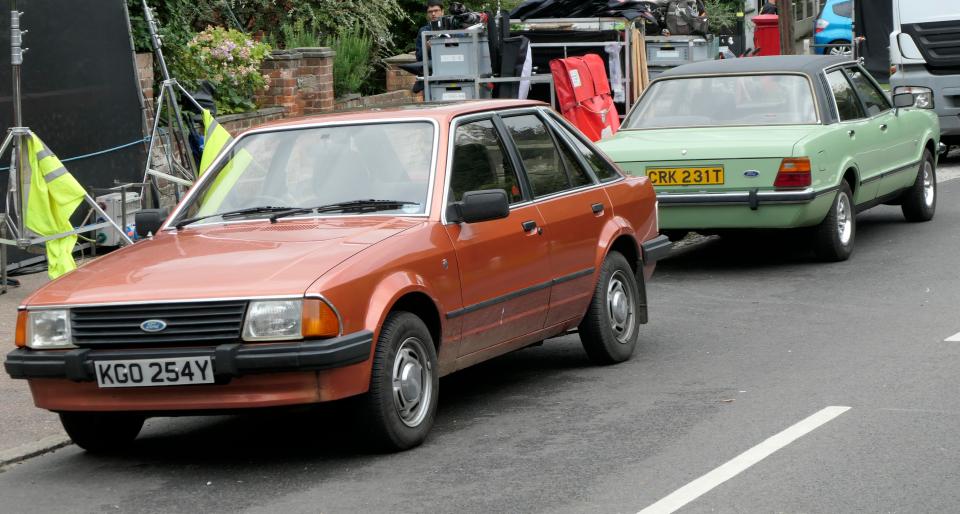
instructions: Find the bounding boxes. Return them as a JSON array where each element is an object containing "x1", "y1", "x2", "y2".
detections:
[
  {"x1": 860, "y1": 159, "x2": 921, "y2": 185},
  {"x1": 164, "y1": 117, "x2": 442, "y2": 231},
  {"x1": 24, "y1": 295, "x2": 302, "y2": 311},
  {"x1": 304, "y1": 293, "x2": 344, "y2": 337},
  {"x1": 656, "y1": 187, "x2": 837, "y2": 206}
]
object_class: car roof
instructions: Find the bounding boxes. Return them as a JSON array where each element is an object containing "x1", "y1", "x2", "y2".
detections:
[
  {"x1": 658, "y1": 55, "x2": 852, "y2": 79},
  {"x1": 253, "y1": 99, "x2": 546, "y2": 130}
]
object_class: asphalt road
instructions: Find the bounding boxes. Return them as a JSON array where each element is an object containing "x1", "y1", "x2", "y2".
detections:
[{"x1": 2, "y1": 157, "x2": 960, "y2": 513}]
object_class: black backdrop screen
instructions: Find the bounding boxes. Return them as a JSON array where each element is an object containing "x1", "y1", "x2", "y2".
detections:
[
  {"x1": 855, "y1": 0, "x2": 893, "y2": 81},
  {"x1": 0, "y1": 0, "x2": 146, "y2": 265}
]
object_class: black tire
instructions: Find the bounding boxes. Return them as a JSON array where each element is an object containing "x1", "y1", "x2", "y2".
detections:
[
  {"x1": 361, "y1": 311, "x2": 439, "y2": 451},
  {"x1": 578, "y1": 251, "x2": 641, "y2": 365},
  {"x1": 901, "y1": 150, "x2": 937, "y2": 222},
  {"x1": 59, "y1": 412, "x2": 145, "y2": 453},
  {"x1": 813, "y1": 181, "x2": 855, "y2": 262}
]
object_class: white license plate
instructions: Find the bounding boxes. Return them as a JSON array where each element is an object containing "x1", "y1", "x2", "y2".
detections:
[{"x1": 95, "y1": 356, "x2": 214, "y2": 388}]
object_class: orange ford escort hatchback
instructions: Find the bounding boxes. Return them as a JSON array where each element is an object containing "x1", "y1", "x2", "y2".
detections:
[{"x1": 5, "y1": 100, "x2": 670, "y2": 452}]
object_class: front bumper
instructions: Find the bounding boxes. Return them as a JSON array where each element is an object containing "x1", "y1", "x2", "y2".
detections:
[{"x1": 4, "y1": 331, "x2": 373, "y2": 382}]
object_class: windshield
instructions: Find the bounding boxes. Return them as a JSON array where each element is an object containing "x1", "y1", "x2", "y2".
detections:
[
  {"x1": 899, "y1": 0, "x2": 957, "y2": 24},
  {"x1": 175, "y1": 121, "x2": 435, "y2": 225},
  {"x1": 623, "y1": 74, "x2": 818, "y2": 129}
]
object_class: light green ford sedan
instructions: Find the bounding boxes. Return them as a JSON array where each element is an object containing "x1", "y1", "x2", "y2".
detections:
[{"x1": 598, "y1": 56, "x2": 941, "y2": 261}]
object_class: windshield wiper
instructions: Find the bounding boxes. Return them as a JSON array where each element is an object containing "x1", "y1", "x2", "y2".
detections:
[
  {"x1": 269, "y1": 199, "x2": 418, "y2": 223},
  {"x1": 175, "y1": 206, "x2": 296, "y2": 230}
]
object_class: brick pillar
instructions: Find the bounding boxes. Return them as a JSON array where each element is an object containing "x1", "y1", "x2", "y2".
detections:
[
  {"x1": 256, "y1": 50, "x2": 305, "y2": 117},
  {"x1": 294, "y1": 47, "x2": 336, "y2": 115},
  {"x1": 135, "y1": 52, "x2": 155, "y2": 136},
  {"x1": 384, "y1": 53, "x2": 418, "y2": 93}
]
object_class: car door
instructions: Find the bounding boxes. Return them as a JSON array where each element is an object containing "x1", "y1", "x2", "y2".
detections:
[
  {"x1": 824, "y1": 68, "x2": 881, "y2": 204},
  {"x1": 844, "y1": 66, "x2": 916, "y2": 197},
  {"x1": 499, "y1": 109, "x2": 610, "y2": 328},
  {"x1": 443, "y1": 116, "x2": 552, "y2": 358}
]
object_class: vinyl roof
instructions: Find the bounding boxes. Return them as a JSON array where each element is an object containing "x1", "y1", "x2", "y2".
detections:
[{"x1": 658, "y1": 55, "x2": 853, "y2": 79}]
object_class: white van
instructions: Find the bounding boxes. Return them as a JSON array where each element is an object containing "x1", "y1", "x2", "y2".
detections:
[{"x1": 890, "y1": 0, "x2": 960, "y2": 146}]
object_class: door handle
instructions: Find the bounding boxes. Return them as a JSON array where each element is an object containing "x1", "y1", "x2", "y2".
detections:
[
  {"x1": 591, "y1": 203, "x2": 605, "y2": 214},
  {"x1": 521, "y1": 220, "x2": 538, "y2": 232},
  {"x1": 847, "y1": 130, "x2": 856, "y2": 137},
  {"x1": 880, "y1": 124, "x2": 888, "y2": 131}
]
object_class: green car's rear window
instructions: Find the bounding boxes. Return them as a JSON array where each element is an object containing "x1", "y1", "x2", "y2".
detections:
[{"x1": 624, "y1": 74, "x2": 819, "y2": 129}]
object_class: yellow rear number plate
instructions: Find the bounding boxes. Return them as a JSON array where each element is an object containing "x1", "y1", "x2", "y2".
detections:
[{"x1": 646, "y1": 166, "x2": 724, "y2": 186}]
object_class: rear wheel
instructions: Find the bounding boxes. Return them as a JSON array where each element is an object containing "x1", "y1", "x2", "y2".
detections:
[
  {"x1": 827, "y1": 40, "x2": 852, "y2": 55},
  {"x1": 361, "y1": 311, "x2": 438, "y2": 452},
  {"x1": 579, "y1": 251, "x2": 641, "y2": 364},
  {"x1": 901, "y1": 150, "x2": 936, "y2": 222},
  {"x1": 812, "y1": 181, "x2": 855, "y2": 262},
  {"x1": 59, "y1": 412, "x2": 145, "y2": 453}
]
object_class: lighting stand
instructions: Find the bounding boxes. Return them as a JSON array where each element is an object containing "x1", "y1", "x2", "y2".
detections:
[{"x1": 140, "y1": 0, "x2": 205, "y2": 204}]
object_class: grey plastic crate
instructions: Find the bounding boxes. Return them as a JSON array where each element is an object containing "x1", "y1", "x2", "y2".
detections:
[
  {"x1": 645, "y1": 35, "x2": 719, "y2": 67},
  {"x1": 430, "y1": 35, "x2": 492, "y2": 77},
  {"x1": 428, "y1": 81, "x2": 492, "y2": 101}
]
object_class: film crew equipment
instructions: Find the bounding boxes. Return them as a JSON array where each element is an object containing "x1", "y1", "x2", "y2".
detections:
[{"x1": 0, "y1": 0, "x2": 133, "y2": 291}]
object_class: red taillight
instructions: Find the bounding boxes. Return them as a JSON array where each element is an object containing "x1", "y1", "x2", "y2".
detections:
[
  {"x1": 774, "y1": 158, "x2": 812, "y2": 188},
  {"x1": 815, "y1": 19, "x2": 829, "y2": 33}
]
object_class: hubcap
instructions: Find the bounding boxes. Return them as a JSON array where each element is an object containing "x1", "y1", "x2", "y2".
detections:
[
  {"x1": 392, "y1": 337, "x2": 432, "y2": 428},
  {"x1": 923, "y1": 161, "x2": 935, "y2": 207},
  {"x1": 607, "y1": 270, "x2": 636, "y2": 344},
  {"x1": 829, "y1": 45, "x2": 851, "y2": 56},
  {"x1": 836, "y1": 192, "x2": 852, "y2": 245}
]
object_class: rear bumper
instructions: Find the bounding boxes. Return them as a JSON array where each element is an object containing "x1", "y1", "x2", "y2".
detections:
[
  {"x1": 657, "y1": 187, "x2": 830, "y2": 208},
  {"x1": 4, "y1": 331, "x2": 373, "y2": 382},
  {"x1": 641, "y1": 235, "x2": 672, "y2": 263}
]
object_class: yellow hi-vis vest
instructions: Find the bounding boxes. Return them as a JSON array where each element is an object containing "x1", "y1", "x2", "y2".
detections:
[
  {"x1": 199, "y1": 109, "x2": 233, "y2": 176},
  {"x1": 23, "y1": 134, "x2": 87, "y2": 279}
]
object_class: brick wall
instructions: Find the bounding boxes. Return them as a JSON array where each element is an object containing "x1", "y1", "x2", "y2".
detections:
[
  {"x1": 135, "y1": 53, "x2": 154, "y2": 136},
  {"x1": 334, "y1": 90, "x2": 417, "y2": 110},
  {"x1": 256, "y1": 48, "x2": 336, "y2": 117},
  {"x1": 384, "y1": 53, "x2": 418, "y2": 93}
]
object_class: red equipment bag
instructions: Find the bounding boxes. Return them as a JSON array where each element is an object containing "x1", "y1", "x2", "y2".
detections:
[{"x1": 550, "y1": 54, "x2": 620, "y2": 142}]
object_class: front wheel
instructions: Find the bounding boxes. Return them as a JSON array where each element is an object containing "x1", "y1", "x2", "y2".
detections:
[
  {"x1": 579, "y1": 251, "x2": 642, "y2": 364},
  {"x1": 361, "y1": 311, "x2": 439, "y2": 452},
  {"x1": 901, "y1": 150, "x2": 936, "y2": 222},
  {"x1": 59, "y1": 412, "x2": 145, "y2": 453},
  {"x1": 812, "y1": 182, "x2": 855, "y2": 262}
]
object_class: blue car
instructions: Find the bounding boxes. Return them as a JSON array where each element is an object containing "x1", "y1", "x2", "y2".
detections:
[{"x1": 815, "y1": 0, "x2": 853, "y2": 55}]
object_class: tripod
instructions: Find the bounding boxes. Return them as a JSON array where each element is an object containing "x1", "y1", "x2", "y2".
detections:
[
  {"x1": 140, "y1": 0, "x2": 206, "y2": 205},
  {"x1": 0, "y1": 1, "x2": 132, "y2": 292}
]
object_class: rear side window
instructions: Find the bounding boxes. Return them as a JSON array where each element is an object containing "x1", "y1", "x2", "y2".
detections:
[
  {"x1": 546, "y1": 112, "x2": 621, "y2": 182},
  {"x1": 833, "y1": 1, "x2": 852, "y2": 18},
  {"x1": 502, "y1": 114, "x2": 575, "y2": 197},
  {"x1": 826, "y1": 70, "x2": 865, "y2": 121},
  {"x1": 845, "y1": 68, "x2": 891, "y2": 117},
  {"x1": 448, "y1": 119, "x2": 524, "y2": 205}
]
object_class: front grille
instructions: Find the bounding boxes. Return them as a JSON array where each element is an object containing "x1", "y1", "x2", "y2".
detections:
[
  {"x1": 903, "y1": 21, "x2": 960, "y2": 70},
  {"x1": 71, "y1": 301, "x2": 247, "y2": 347}
]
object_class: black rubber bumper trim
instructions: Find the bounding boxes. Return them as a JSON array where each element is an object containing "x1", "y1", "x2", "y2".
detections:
[
  {"x1": 657, "y1": 188, "x2": 832, "y2": 206},
  {"x1": 3, "y1": 330, "x2": 374, "y2": 382},
  {"x1": 641, "y1": 235, "x2": 673, "y2": 263}
]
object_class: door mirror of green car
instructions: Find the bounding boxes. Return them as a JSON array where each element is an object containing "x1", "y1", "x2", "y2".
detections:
[{"x1": 893, "y1": 93, "x2": 914, "y2": 110}]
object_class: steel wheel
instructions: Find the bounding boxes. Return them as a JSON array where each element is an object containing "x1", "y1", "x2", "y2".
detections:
[
  {"x1": 607, "y1": 270, "x2": 637, "y2": 344},
  {"x1": 836, "y1": 192, "x2": 853, "y2": 245},
  {"x1": 923, "y1": 160, "x2": 935, "y2": 207},
  {"x1": 392, "y1": 336, "x2": 433, "y2": 428}
]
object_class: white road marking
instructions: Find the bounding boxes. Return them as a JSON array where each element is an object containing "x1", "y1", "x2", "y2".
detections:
[
  {"x1": 945, "y1": 331, "x2": 960, "y2": 342},
  {"x1": 637, "y1": 406, "x2": 852, "y2": 514}
]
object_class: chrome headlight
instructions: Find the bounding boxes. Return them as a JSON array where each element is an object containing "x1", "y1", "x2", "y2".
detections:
[
  {"x1": 894, "y1": 86, "x2": 934, "y2": 109},
  {"x1": 242, "y1": 300, "x2": 302, "y2": 341},
  {"x1": 27, "y1": 310, "x2": 75, "y2": 349}
]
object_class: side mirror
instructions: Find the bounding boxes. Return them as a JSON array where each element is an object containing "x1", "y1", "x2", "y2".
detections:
[
  {"x1": 135, "y1": 208, "x2": 168, "y2": 238},
  {"x1": 447, "y1": 189, "x2": 510, "y2": 224},
  {"x1": 893, "y1": 93, "x2": 914, "y2": 109}
]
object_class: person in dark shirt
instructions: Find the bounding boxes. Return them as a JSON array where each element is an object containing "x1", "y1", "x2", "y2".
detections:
[
  {"x1": 413, "y1": 0, "x2": 444, "y2": 95},
  {"x1": 415, "y1": 0, "x2": 445, "y2": 62},
  {"x1": 759, "y1": 0, "x2": 778, "y2": 15}
]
